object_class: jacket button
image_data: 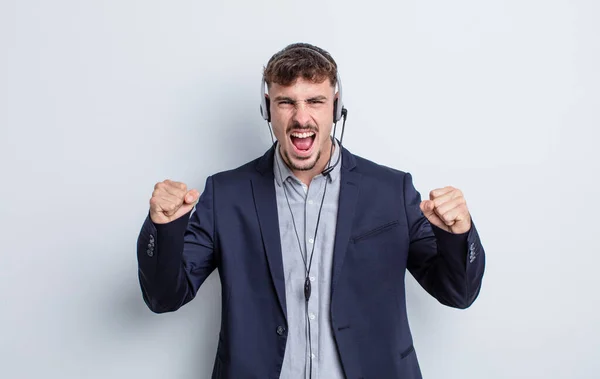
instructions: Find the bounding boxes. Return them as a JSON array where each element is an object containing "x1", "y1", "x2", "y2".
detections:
[{"x1": 276, "y1": 326, "x2": 286, "y2": 336}]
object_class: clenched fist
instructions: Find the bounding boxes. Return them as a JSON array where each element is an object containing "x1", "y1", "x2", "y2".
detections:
[
  {"x1": 419, "y1": 186, "x2": 472, "y2": 234},
  {"x1": 149, "y1": 179, "x2": 200, "y2": 224}
]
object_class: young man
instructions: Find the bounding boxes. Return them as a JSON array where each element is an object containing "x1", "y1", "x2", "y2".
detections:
[{"x1": 137, "y1": 43, "x2": 485, "y2": 379}]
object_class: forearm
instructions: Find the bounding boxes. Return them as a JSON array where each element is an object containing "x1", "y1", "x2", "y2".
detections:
[
  {"x1": 415, "y1": 222, "x2": 485, "y2": 309},
  {"x1": 136, "y1": 212, "x2": 194, "y2": 313}
]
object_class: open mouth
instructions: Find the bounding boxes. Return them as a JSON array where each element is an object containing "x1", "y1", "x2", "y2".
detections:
[{"x1": 290, "y1": 131, "x2": 316, "y2": 155}]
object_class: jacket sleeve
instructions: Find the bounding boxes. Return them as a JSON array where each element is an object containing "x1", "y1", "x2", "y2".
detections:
[
  {"x1": 403, "y1": 172, "x2": 485, "y2": 309},
  {"x1": 136, "y1": 176, "x2": 217, "y2": 313}
]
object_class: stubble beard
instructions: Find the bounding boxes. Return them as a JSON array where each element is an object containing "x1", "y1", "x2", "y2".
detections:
[{"x1": 283, "y1": 148, "x2": 322, "y2": 172}]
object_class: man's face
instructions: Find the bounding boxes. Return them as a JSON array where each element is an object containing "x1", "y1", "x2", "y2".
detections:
[{"x1": 268, "y1": 77, "x2": 336, "y2": 173}]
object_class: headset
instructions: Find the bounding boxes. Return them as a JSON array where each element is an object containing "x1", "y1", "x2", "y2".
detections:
[
  {"x1": 262, "y1": 45, "x2": 348, "y2": 379},
  {"x1": 259, "y1": 46, "x2": 347, "y2": 124}
]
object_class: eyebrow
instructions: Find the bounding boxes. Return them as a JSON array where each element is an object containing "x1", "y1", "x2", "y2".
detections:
[
  {"x1": 273, "y1": 96, "x2": 295, "y2": 102},
  {"x1": 273, "y1": 95, "x2": 328, "y2": 102},
  {"x1": 306, "y1": 95, "x2": 328, "y2": 102}
]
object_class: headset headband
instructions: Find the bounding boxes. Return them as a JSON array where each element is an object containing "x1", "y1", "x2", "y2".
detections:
[{"x1": 260, "y1": 46, "x2": 345, "y2": 123}]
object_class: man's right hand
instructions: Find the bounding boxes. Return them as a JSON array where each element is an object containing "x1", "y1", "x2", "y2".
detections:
[{"x1": 149, "y1": 180, "x2": 200, "y2": 224}]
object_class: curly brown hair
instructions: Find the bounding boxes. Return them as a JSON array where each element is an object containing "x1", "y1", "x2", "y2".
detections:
[{"x1": 263, "y1": 43, "x2": 338, "y2": 88}]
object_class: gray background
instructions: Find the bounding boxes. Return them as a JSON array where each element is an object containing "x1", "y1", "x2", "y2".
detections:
[{"x1": 1, "y1": 0, "x2": 598, "y2": 378}]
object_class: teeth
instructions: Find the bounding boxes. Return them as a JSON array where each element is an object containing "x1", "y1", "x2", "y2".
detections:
[{"x1": 291, "y1": 132, "x2": 315, "y2": 138}]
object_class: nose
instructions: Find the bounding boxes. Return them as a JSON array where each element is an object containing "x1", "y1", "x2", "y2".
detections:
[{"x1": 292, "y1": 102, "x2": 312, "y2": 127}]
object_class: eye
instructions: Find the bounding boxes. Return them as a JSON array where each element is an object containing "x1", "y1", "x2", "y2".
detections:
[
  {"x1": 307, "y1": 99, "x2": 325, "y2": 104},
  {"x1": 278, "y1": 100, "x2": 294, "y2": 105}
]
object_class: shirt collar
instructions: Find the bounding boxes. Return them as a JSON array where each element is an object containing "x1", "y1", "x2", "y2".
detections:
[{"x1": 273, "y1": 138, "x2": 342, "y2": 187}]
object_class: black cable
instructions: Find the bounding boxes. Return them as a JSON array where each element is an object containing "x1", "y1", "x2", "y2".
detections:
[
  {"x1": 268, "y1": 110, "x2": 345, "y2": 379},
  {"x1": 273, "y1": 142, "x2": 331, "y2": 379},
  {"x1": 274, "y1": 147, "x2": 329, "y2": 379}
]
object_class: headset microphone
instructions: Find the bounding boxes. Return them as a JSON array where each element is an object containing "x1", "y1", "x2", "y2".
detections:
[
  {"x1": 322, "y1": 107, "x2": 348, "y2": 177},
  {"x1": 261, "y1": 45, "x2": 347, "y2": 379}
]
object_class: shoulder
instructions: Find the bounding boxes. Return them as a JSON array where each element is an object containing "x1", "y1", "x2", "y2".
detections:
[
  {"x1": 344, "y1": 149, "x2": 422, "y2": 198},
  {"x1": 349, "y1": 150, "x2": 410, "y2": 183},
  {"x1": 208, "y1": 151, "x2": 269, "y2": 188}
]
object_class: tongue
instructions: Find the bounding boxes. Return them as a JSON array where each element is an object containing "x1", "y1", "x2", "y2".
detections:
[{"x1": 292, "y1": 136, "x2": 313, "y2": 151}]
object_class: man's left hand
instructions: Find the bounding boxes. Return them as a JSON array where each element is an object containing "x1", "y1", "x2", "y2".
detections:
[{"x1": 420, "y1": 186, "x2": 472, "y2": 234}]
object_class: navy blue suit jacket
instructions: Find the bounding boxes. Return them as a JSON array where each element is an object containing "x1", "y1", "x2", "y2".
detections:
[{"x1": 136, "y1": 144, "x2": 485, "y2": 379}]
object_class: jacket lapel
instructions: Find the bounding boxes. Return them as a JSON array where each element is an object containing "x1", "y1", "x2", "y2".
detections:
[
  {"x1": 331, "y1": 148, "x2": 361, "y2": 297},
  {"x1": 250, "y1": 144, "x2": 361, "y2": 319},
  {"x1": 251, "y1": 144, "x2": 287, "y2": 320}
]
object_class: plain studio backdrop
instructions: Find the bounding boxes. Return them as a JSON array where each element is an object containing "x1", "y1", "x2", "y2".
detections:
[{"x1": 1, "y1": 0, "x2": 598, "y2": 378}]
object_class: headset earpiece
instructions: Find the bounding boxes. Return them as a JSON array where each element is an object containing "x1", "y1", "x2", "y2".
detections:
[
  {"x1": 260, "y1": 77, "x2": 271, "y2": 122},
  {"x1": 264, "y1": 96, "x2": 271, "y2": 122},
  {"x1": 333, "y1": 98, "x2": 338, "y2": 121}
]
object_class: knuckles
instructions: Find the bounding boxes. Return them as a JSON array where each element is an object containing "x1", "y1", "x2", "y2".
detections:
[
  {"x1": 430, "y1": 187, "x2": 465, "y2": 202},
  {"x1": 153, "y1": 179, "x2": 188, "y2": 197},
  {"x1": 154, "y1": 179, "x2": 187, "y2": 190}
]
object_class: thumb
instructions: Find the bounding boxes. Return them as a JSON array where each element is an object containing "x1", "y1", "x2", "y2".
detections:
[
  {"x1": 420, "y1": 200, "x2": 449, "y2": 232},
  {"x1": 420, "y1": 200, "x2": 434, "y2": 216},
  {"x1": 184, "y1": 189, "x2": 200, "y2": 204}
]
